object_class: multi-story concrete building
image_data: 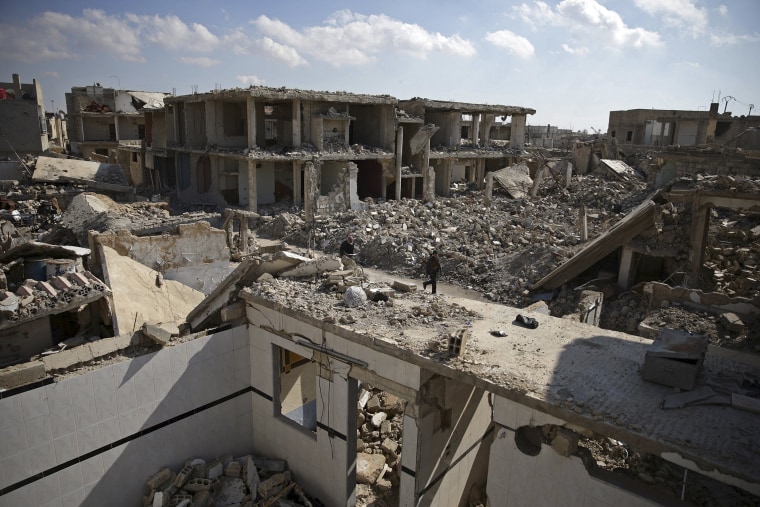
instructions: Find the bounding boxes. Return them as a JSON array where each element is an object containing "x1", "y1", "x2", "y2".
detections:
[
  {"x1": 65, "y1": 84, "x2": 170, "y2": 162},
  {"x1": 0, "y1": 73, "x2": 48, "y2": 158},
  {"x1": 162, "y1": 87, "x2": 536, "y2": 211}
]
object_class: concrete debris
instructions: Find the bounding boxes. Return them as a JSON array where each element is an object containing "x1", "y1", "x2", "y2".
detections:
[
  {"x1": 142, "y1": 455, "x2": 313, "y2": 507},
  {"x1": 344, "y1": 285, "x2": 368, "y2": 307},
  {"x1": 355, "y1": 387, "x2": 405, "y2": 504}
]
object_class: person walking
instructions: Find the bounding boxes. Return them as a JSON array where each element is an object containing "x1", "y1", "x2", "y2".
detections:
[{"x1": 422, "y1": 250, "x2": 441, "y2": 294}]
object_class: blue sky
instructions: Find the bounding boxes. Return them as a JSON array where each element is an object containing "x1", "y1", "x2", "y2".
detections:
[{"x1": 1, "y1": 0, "x2": 758, "y2": 131}]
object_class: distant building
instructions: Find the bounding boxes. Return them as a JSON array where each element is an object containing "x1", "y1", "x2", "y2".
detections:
[
  {"x1": 0, "y1": 73, "x2": 48, "y2": 158},
  {"x1": 65, "y1": 84, "x2": 170, "y2": 161},
  {"x1": 607, "y1": 103, "x2": 760, "y2": 149}
]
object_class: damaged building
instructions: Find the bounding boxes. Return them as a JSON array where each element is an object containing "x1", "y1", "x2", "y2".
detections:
[
  {"x1": 0, "y1": 83, "x2": 759, "y2": 507},
  {"x1": 0, "y1": 73, "x2": 48, "y2": 160}
]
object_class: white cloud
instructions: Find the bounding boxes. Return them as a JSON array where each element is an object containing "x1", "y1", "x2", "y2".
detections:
[
  {"x1": 42, "y1": 71, "x2": 60, "y2": 78},
  {"x1": 514, "y1": 0, "x2": 662, "y2": 49},
  {"x1": 179, "y1": 56, "x2": 220, "y2": 67},
  {"x1": 485, "y1": 30, "x2": 535, "y2": 59},
  {"x1": 126, "y1": 14, "x2": 220, "y2": 51},
  {"x1": 236, "y1": 75, "x2": 265, "y2": 86},
  {"x1": 710, "y1": 32, "x2": 760, "y2": 46},
  {"x1": 0, "y1": 9, "x2": 226, "y2": 63},
  {"x1": 561, "y1": 43, "x2": 589, "y2": 55},
  {"x1": 718, "y1": 5, "x2": 728, "y2": 16},
  {"x1": 634, "y1": 0, "x2": 708, "y2": 37},
  {"x1": 250, "y1": 10, "x2": 476, "y2": 67},
  {"x1": 258, "y1": 36, "x2": 308, "y2": 67}
]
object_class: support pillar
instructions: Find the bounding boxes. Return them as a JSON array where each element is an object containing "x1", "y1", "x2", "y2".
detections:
[
  {"x1": 471, "y1": 113, "x2": 480, "y2": 146},
  {"x1": 303, "y1": 161, "x2": 318, "y2": 222},
  {"x1": 476, "y1": 159, "x2": 486, "y2": 190},
  {"x1": 481, "y1": 114, "x2": 494, "y2": 148},
  {"x1": 346, "y1": 162, "x2": 361, "y2": 211},
  {"x1": 484, "y1": 172, "x2": 494, "y2": 207},
  {"x1": 240, "y1": 215, "x2": 249, "y2": 255},
  {"x1": 247, "y1": 159, "x2": 257, "y2": 212},
  {"x1": 247, "y1": 97, "x2": 257, "y2": 148},
  {"x1": 292, "y1": 99, "x2": 301, "y2": 147},
  {"x1": 422, "y1": 165, "x2": 435, "y2": 203},
  {"x1": 395, "y1": 126, "x2": 403, "y2": 201},
  {"x1": 687, "y1": 194, "x2": 710, "y2": 287},
  {"x1": 509, "y1": 114, "x2": 527, "y2": 149},
  {"x1": 579, "y1": 205, "x2": 588, "y2": 241},
  {"x1": 618, "y1": 245, "x2": 635, "y2": 290},
  {"x1": 292, "y1": 160, "x2": 302, "y2": 207}
]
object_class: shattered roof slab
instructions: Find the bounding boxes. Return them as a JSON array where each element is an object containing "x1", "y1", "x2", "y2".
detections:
[
  {"x1": 33, "y1": 156, "x2": 131, "y2": 191},
  {"x1": 168, "y1": 86, "x2": 397, "y2": 105},
  {"x1": 533, "y1": 198, "x2": 659, "y2": 290},
  {"x1": 0, "y1": 242, "x2": 90, "y2": 264},
  {"x1": 240, "y1": 288, "x2": 760, "y2": 489},
  {"x1": 400, "y1": 98, "x2": 536, "y2": 115}
]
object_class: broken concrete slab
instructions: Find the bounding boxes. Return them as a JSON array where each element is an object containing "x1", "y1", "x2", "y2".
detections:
[
  {"x1": 490, "y1": 163, "x2": 533, "y2": 199},
  {"x1": 278, "y1": 255, "x2": 342, "y2": 277},
  {"x1": 98, "y1": 245, "x2": 204, "y2": 336},
  {"x1": 33, "y1": 156, "x2": 132, "y2": 192},
  {"x1": 142, "y1": 323, "x2": 172, "y2": 346},
  {"x1": 600, "y1": 159, "x2": 638, "y2": 180}
]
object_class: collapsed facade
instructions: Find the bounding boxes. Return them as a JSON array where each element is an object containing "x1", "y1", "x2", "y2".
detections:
[
  {"x1": 0, "y1": 74, "x2": 48, "y2": 159},
  {"x1": 0, "y1": 83, "x2": 759, "y2": 507}
]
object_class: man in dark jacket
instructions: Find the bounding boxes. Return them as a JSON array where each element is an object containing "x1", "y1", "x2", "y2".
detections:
[
  {"x1": 423, "y1": 250, "x2": 441, "y2": 294},
  {"x1": 339, "y1": 235, "x2": 355, "y2": 257}
]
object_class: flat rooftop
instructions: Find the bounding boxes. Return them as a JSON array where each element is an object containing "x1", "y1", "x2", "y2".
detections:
[{"x1": 240, "y1": 273, "x2": 760, "y2": 490}]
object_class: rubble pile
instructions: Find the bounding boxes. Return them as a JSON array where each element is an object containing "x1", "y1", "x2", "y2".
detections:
[
  {"x1": 247, "y1": 172, "x2": 759, "y2": 351},
  {"x1": 142, "y1": 454, "x2": 315, "y2": 507},
  {"x1": 243, "y1": 275, "x2": 480, "y2": 338},
  {"x1": 356, "y1": 387, "x2": 405, "y2": 506},
  {"x1": 0, "y1": 270, "x2": 109, "y2": 325},
  {"x1": 254, "y1": 173, "x2": 649, "y2": 308}
]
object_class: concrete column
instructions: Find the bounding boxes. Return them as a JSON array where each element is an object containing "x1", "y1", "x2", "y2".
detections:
[
  {"x1": 618, "y1": 245, "x2": 635, "y2": 290},
  {"x1": 247, "y1": 159, "x2": 257, "y2": 212},
  {"x1": 422, "y1": 165, "x2": 435, "y2": 203},
  {"x1": 481, "y1": 114, "x2": 494, "y2": 148},
  {"x1": 442, "y1": 160, "x2": 452, "y2": 197},
  {"x1": 346, "y1": 162, "x2": 361, "y2": 211},
  {"x1": 484, "y1": 172, "x2": 494, "y2": 207},
  {"x1": 471, "y1": 113, "x2": 480, "y2": 145},
  {"x1": 240, "y1": 215, "x2": 249, "y2": 255},
  {"x1": 12, "y1": 74, "x2": 20, "y2": 99},
  {"x1": 380, "y1": 161, "x2": 389, "y2": 201},
  {"x1": 114, "y1": 118, "x2": 120, "y2": 142},
  {"x1": 204, "y1": 100, "x2": 216, "y2": 145},
  {"x1": 422, "y1": 139, "x2": 430, "y2": 184},
  {"x1": 509, "y1": 114, "x2": 527, "y2": 149},
  {"x1": 476, "y1": 159, "x2": 486, "y2": 190},
  {"x1": 247, "y1": 97, "x2": 256, "y2": 148},
  {"x1": 579, "y1": 204, "x2": 588, "y2": 241},
  {"x1": 292, "y1": 99, "x2": 301, "y2": 147},
  {"x1": 396, "y1": 126, "x2": 403, "y2": 201},
  {"x1": 687, "y1": 194, "x2": 710, "y2": 287},
  {"x1": 292, "y1": 160, "x2": 302, "y2": 207},
  {"x1": 303, "y1": 161, "x2": 318, "y2": 222}
]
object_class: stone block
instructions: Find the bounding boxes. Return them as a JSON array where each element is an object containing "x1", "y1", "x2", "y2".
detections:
[
  {"x1": 257, "y1": 472, "x2": 287, "y2": 500},
  {"x1": 551, "y1": 428, "x2": 579, "y2": 457},
  {"x1": 68, "y1": 272, "x2": 90, "y2": 286},
  {"x1": 720, "y1": 312, "x2": 745, "y2": 333},
  {"x1": 36, "y1": 281, "x2": 57, "y2": 296},
  {"x1": 391, "y1": 280, "x2": 416, "y2": 292},
  {"x1": 192, "y1": 490, "x2": 212, "y2": 507},
  {"x1": 224, "y1": 461, "x2": 241, "y2": 478},
  {"x1": 14, "y1": 285, "x2": 34, "y2": 297},
  {"x1": 356, "y1": 453, "x2": 386, "y2": 484},
  {"x1": 380, "y1": 438, "x2": 398, "y2": 454},
  {"x1": 366, "y1": 395, "x2": 381, "y2": 413},
  {"x1": 147, "y1": 468, "x2": 173, "y2": 490},
  {"x1": 50, "y1": 276, "x2": 73, "y2": 290},
  {"x1": 183, "y1": 477, "x2": 213, "y2": 492},
  {"x1": 207, "y1": 460, "x2": 223, "y2": 480},
  {"x1": 371, "y1": 412, "x2": 388, "y2": 428},
  {"x1": 142, "y1": 323, "x2": 172, "y2": 346},
  {"x1": 252, "y1": 457, "x2": 287, "y2": 473}
]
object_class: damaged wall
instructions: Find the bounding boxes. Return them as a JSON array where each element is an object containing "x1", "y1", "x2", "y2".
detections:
[{"x1": 0, "y1": 326, "x2": 253, "y2": 506}]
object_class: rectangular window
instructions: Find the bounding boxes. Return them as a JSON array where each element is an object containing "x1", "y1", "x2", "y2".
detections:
[
  {"x1": 275, "y1": 345, "x2": 317, "y2": 433},
  {"x1": 611, "y1": 130, "x2": 616, "y2": 138},
  {"x1": 108, "y1": 123, "x2": 116, "y2": 141},
  {"x1": 626, "y1": 130, "x2": 633, "y2": 142}
]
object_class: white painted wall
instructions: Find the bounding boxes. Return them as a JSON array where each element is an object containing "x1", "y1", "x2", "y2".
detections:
[
  {"x1": 488, "y1": 395, "x2": 660, "y2": 507},
  {"x1": 0, "y1": 326, "x2": 253, "y2": 507}
]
